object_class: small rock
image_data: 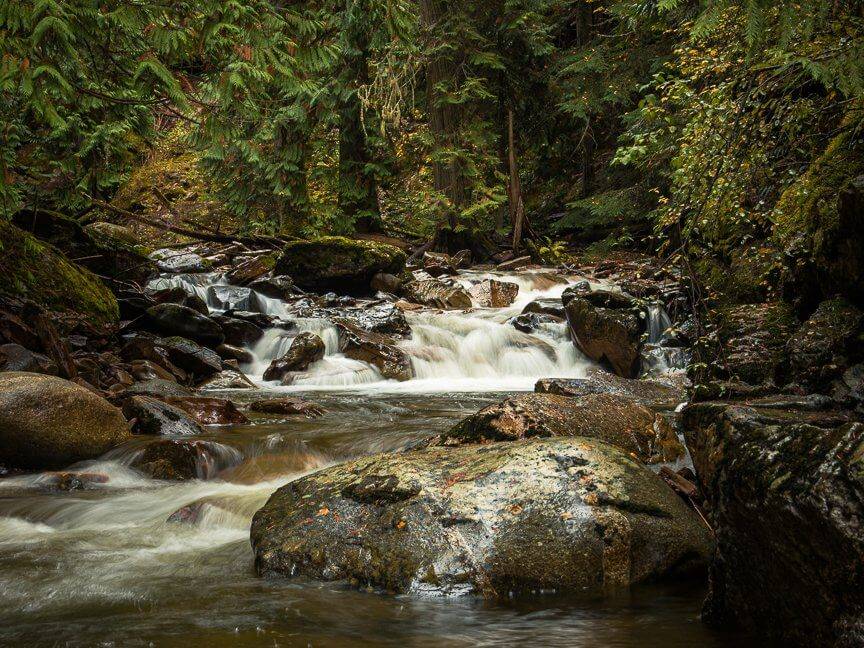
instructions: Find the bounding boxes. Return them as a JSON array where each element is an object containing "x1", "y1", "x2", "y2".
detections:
[
  {"x1": 0, "y1": 343, "x2": 58, "y2": 375},
  {"x1": 249, "y1": 397, "x2": 325, "y2": 418},
  {"x1": 164, "y1": 396, "x2": 249, "y2": 425},
  {"x1": 263, "y1": 333, "x2": 326, "y2": 382},
  {"x1": 468, "y1": 279, "x2": 519, "y2": 308}
]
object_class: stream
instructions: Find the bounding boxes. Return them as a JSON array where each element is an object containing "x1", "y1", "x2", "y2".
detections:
[{"x1": 0, "y1": 270, "x2": 753, "y2": 646}]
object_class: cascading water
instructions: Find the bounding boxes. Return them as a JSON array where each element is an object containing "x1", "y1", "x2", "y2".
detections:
[{"x1": 641, "y1": 303, "x2": 689, "y2": 377}]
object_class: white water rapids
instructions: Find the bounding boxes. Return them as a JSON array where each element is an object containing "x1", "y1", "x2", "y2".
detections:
[{"x1": 151, "y1": 269, "x2": 600, "y2": 393}]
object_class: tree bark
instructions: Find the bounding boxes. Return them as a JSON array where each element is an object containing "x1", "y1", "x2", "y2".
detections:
[
  {"x1": 339, "y1": 0, "x2": 381, "y2": 233},
  {"x1": 508, "y1": 109, "x2": 526, "y2": 251},
  {"x1": 420, "y1": 0, "x2": 468, "y2": 236}
]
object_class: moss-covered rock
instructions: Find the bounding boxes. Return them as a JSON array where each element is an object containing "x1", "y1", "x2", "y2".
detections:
[
  {"x1": 773, "y1": 128, "x2": 864, "y2": 309},
  {"x1": 0, "y1": 220, "x2": 119, "y2": 325},
  {"x1": 274, "y1": 236, "x2": 407, "y2": 294},
  {"x1": 250, "y1": 437, "x2": 711, "y2": 597},
  {"x1": 0, "y1": 372, "x2": 130, "y2": 470},
  {"x1": 682, "y1": 401, "x2": 864, "y2": 645}
]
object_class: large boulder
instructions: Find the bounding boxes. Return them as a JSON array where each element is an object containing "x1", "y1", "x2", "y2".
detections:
[
  {"x1": 275, "y1": 237, "x2": 406, "y2": 294},
  {"x1": 0, "y1": 220, "x2": 119, "y2": 325},
  {"x1": 437, "y1": 393, "x2": 683, "y2": 464},
  {"x1": 535, "y1": 368, "x2": 686, "y2": 410},
  {"x1": 132, "y1": 439, "x2": 234, "y2": 480},
  {"x1": 682, "y1": 401, "x2": 864, "y2": 645},
  {"x1": 212, "y1": 314, "x2": 264, "y2": 347},
  {"x1": 251, "y1": 437, "x2": 711, "y2": 596},
  {"x1": 122, "y1": 395, "x2": 204, "y2": 436},
  {"x1": 784, "y1": 298, "x2": 864, "y2": 391},
  {"x1": 0, "y1": 372, "x2": 130, "y2": 470},
  {"x1": 335, "y1": 321, "x2": 412, "y2": 381},
  {"x1": 468, "y1": 279, "x2": 519, "y2": 308},
  {"x1": 143, "y1": 304, "x2": 225, "y2": 348},
  {"x1": 403, "y1": 279, "x2": 472, "y2": 310},
  {"x1": 564, "y1": 291, "x2": 643, "y2": 378},
  {"x1": 263, "y1": 333, "x2": 326, "y2": 382}
]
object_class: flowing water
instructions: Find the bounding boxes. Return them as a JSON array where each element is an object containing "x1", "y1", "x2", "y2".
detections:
[{"x1": 0, "y1": 270, "x2": 750, "y2": 646}]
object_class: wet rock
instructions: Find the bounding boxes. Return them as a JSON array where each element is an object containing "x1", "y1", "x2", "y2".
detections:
[
  {"x1": 197, "y1": 368, "x2": 257, "y2": 390},
  {"x1": 163, "y1": 396, "x2": 249, "y2": 425},
  {"x1": 565, "y1": 293, "x2": 643, "y2": 378},
  {"x1": 206, "y1": 285, "x2": 260, "y2": 312},
  {"x1": 144, "y1": 304, "x2": 224, "y2": 348},
  {"x1": 263, "y1": 333, "x2": 326, "y2": 382},
  {"x1": 251, "y1": 437, "x2": 711, "y2": 596},
  {"x1": 682, "y1": 401, "x2": 864, "y2": 645},
  {"x1": 509, "y1": 312, "x2": 561, "y2": 334},
  {"x1": 335, "y1": 321, "x2": 412, "y2": 381},
  {"x1": 423, "y1": 251, "x2": 457, "y2": 277},
  {"x1": 496, "y1": 255, "x2": 532, "y2": 271},
  {"x1": 452, "y1": 249, "x2": 472, "y2": 269},
  {"x1": 535, "y1": 368, "x2": 687, "y2": 410},
  {"x1": 713, "y1": 302, "x2": 798, "y2": 386},
  {"x1": 0, "y1": 343, "x2": 58, "y2": 375},
  {"x1": 121, "y1": 336, "x2": 187, "y2": 381},
  {"x1": 0, "y1": 372, "x2": 130, "y2": 470},
  {"x1": 40, "y1": 471, "x2": 110, "y2": 491},
  {"x1": 248, "y1": 275, "x2": 298, "y2": 300},
  {"x1": 370, "y1": 272, "x2": 402, "y2": 294},
  {"x1": 226, "y1": 254, "x2": 276, "y2": 285},
  {"x1": 438, "y1": 393, "x2": 684, "y2": 463},
  {"x1": 129, "y1": 359, "x2": 176, "y2": 382},
  {"x1": 132, "y1": 439, "x2": 225, "y2": 480},
  {"x1": 275, "y1": 236, "x2": 406, "y2": 294},
  {"x1": 293, "y1": 300, "x2": 410, "y2": 339},
  {"x1": 215, "y1": 343, "x2": 254, "y2": 364},
  {"x1": 149, "y1": 286, "x2": 209, "y2": 316},
  {"x1": 151, "y1": 249, "x2": 209, "y2": 273},
  {"x1": 122, "y1": 395, "x2": 204, "y2": 436},
  {"x1": 212, "y1": 314, "x2": 264, "y2": 347},
  {"x1": 403, "y1": 279, "x2": 472, "y2": 310},
  {"x1": 468, "y1": 279, "x2": 519, "y2": 308},
  {"x1": 158, "y1": 336, "x2": 222, "y2": 378},
  {"x1": 784, "y1": 298, "x2": 864, "y2": 391},
  {"x1": 249, "y1": 397, "x2": 325, "y2": 418},
  {"x1": 522, "y1": 298, "x2": 565, "y2": 319},
  {"x1": 124, "y1": 378, "x2": 194, "y2": 399}
]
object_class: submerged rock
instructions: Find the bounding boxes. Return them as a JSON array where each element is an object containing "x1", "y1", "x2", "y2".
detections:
[
  {"x1": 122, "y1": 395, "x2": 204, "y2": 436},
  {"x1": 403, "y1": 279, "x2": 472, "y2": 310},
  {"x1": 682, "y1": 401, "x2": 864, "y2": 645},
  {"x1": 164, "y1": 396, "x2": 249, "y2": 425},
  {"x1": 249, "y1": 397, "x2": 325, "y2": 418},
  {"x1": 0, "y1": 372, "x2": 130, "y2": 470},
  {"x1": 263, "y1": 333, "x2": 326, "y2": 382},
  {"x1": 251, "y1": 437, "x2": 711, "y2": 596},
  {"x1": 437, "y1": 393, "x2": 684, "y2": 464},
  {"x1": 275, "y1": 237, "x2": 406, "y2": 294},
  {"x1": 468, "y1": 279, "x2": 519, "y2": 308},
  {"x1": 335, "y1": 321, "x2": 412, "y2": 381}
]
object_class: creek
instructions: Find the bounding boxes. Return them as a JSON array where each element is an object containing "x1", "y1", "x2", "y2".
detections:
[{"x1": 0, "y1": 270, "x2": 751, "y2": 646}]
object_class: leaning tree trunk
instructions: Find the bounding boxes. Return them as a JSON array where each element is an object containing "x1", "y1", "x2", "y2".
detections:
[
  {"x1": 420, "y1": 0, "x2": 470, "y2": 248},
  {"x1": 339, "y1": 0, "x2": 381, "y2": 233}
]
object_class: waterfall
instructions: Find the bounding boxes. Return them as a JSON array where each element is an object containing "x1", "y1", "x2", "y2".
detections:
[
  {"x1": 146, "y1": 269, "x2": 600, "y2": 392},
  {"x1": 641, "y1": 303, "x2": 688, "y2": 377}
]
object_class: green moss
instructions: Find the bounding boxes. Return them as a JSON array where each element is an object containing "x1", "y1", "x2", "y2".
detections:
[
  {"x1": 772, "y1": 128, "x2": 864, "y2": 251},
  {"x1": 0, "y1": 220, "x2": 119, "y2": 324}
]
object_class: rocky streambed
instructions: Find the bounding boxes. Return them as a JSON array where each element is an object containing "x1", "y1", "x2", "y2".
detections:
[{"x1": 3, "y1": 237, "x2": 858, "y2": 646}]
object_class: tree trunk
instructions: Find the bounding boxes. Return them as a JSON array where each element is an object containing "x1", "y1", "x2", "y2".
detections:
[
  {"x1": 339, "y1": 0, "x2": 380, "y2": 233},
  {"x1": 508, "y1": 109, "x2": 526, "y2": 252},
  {"x1": 420, "y1": 0, "x2": 468, "y2": 239}
]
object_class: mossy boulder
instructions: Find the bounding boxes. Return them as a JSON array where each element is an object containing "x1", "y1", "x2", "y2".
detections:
[
  {"x1": 0, "y1": 220, "x2": 119, "y2": 325},
  {"x1": 0, "y1": 372, "x2": 130, "y2": 470},
  {"x1": 682, "y1": 401, "x2": 864, "y2": 645},
  {"x1": 274, "y1": 236, "x2": 407, "y2": 294},
  {"x1": 773, "y1": 128, "x2": 864, "y2": 309},
  {"x1": 250, "y1": 437, "x2": 711, "y2": 597}
]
